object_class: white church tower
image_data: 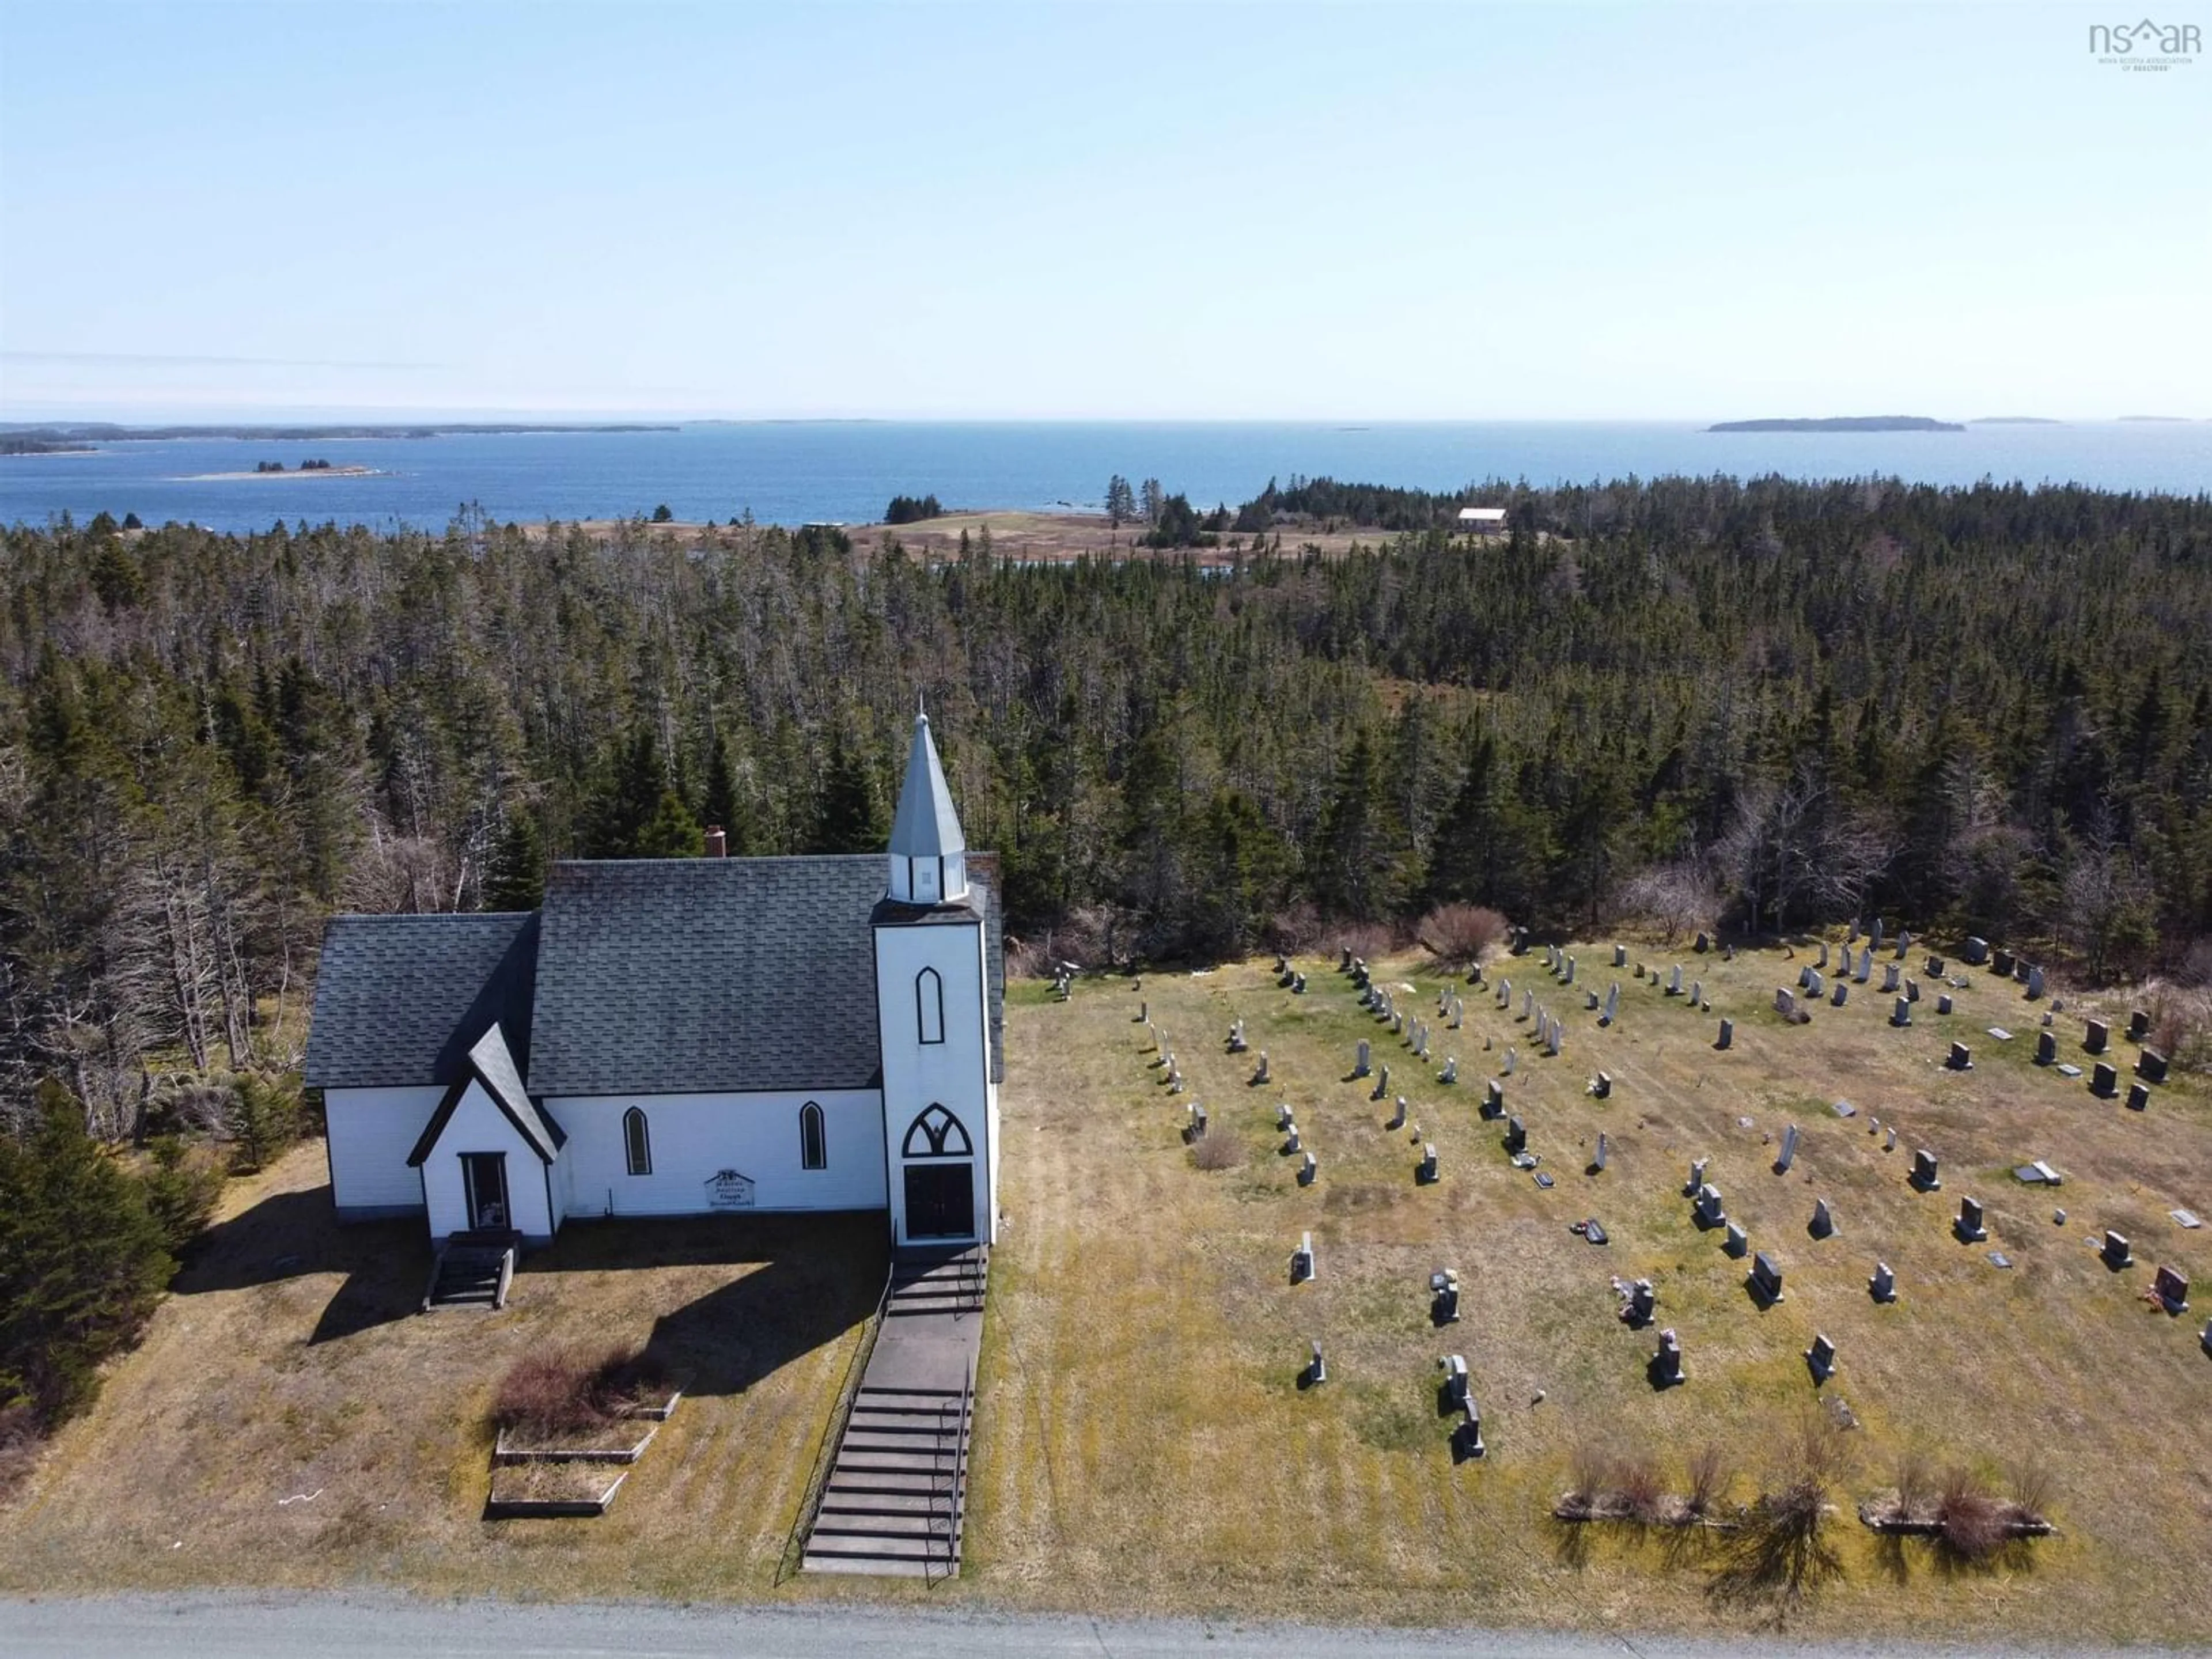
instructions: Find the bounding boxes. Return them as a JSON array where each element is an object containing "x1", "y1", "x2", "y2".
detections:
[{"x1": 873, "y1": 711, "x2": 997, "y2": 1249}]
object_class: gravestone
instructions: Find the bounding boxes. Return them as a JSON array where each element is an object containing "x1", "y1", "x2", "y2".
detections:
[
  {"x1": 1955, "y1": 1195, "x2": 1987, "y2": 1243},
  {"x1": 1438, "y1": 1353, "x2": 1471, "y2": 1411},
  {"x1": 1452, "y1": 1403, "x2": 1486, "y2": 1461},
  {"x1": 1686, "y1": 1157, "x2": 1710, "y2": 1195},
  {"x1": 2126, "y1": 1082, "x2": 2150, "y2": 1111},
  {"x1": 1389, "y1": 1095, "x2": 1408, "y2": 1130},
  {"x1": 1545, "y1": 1021, "x2": 1563, "y2": 1058},
  {"x1": 1668, "y1": 964, "x2": 1684, "y2": 995},
  {"x1": 1299, "y1": 1150, "x2": 1317, "y2": 1186},
  {"x1": 1624, "y1": 1278, "x2": 1656, "y2": 1324},
  {"x1": 1504, "y1": 1048, "x2": 1517, "y2": 1077},
  {"x1": 1431, "y1": 1267, "x2": 1461, "y2": 1324},
  {"x1": 1695, "y1": 1184, "x2": 1727, "y2": 1228},
  {"x1": 1937, "y1": 993, "x2": 1953, "y2": 1016},
  {"x1": 1591, "y1": 1073, "x2": 1612, "y2": 1101},
  {"x1": 1805, "y1": 1332, "x2": 1837, "y2": 1383},
  {"x1": 1503, "y1": 1116, "x2": 1527, "y2": 1156},
  {"x1": 1911, "y1": 1148, "x2": 1942, "y2": 1191},
  {"x1": 1168, "y1": 1066, "x2": 1184, "y2": 1093},
  {"x1": 1892, "y1": 997, "x2": 1912, "y2": 1028},
  {"x1": 1775, "y1": 986, "x2": 1798, "y2": 1020},
  {"x1": 1522, "y1": 989, "x2": 1535, "y2": 1021},
  {"x1": 2101, "y1": 1229, "x2": 2132, "y2": 1269},
  {"x1": 1696, "y1": 932, "x2": 1711, "y2": 953},
  {"x1": 1392, "y1": 1012, "x2": 1404, "y2": 1035},
  {"x1": 1717, "y1": 1017, "x2": 1734, "y2": 1050},
  {"x1": 1800, "y1": 965, "x2": 1816, "y2": 993},
  {"x1": 1440, "y1": 1056, "x2": 1457, "y2": 1085},
  {"x1": 1906, "y1": 977, "x2": 1920, "y2": 1002},
  {"x1": 1373, "y1": 1064, "x2": 1391, "y2": 1103},
  {"x1": 1417, "y1": 1143, "x2": 1438, "y2": 1184},
  {"x1": 1614, "y1": 943, "x2": 1628, "y2": 967},
  {"x1": 2027, "y1": 966, "x2": 2046, "y2": 999},
  {"x1": 1815, "y1": 941, "x2": 1829, "y2": 969},
  {"x1": 1963, "y1": 936, "x2": 1989, "y2": 965},
  {"x1": 1749, "y1": 1251, "x2": 1785, "y2": 1304},
  {"x1": 1291, "y1": 1232, "x2": 1316, "y2": 1282},
  {"x1": 1869, "y1": 1260, "x2": 1896, "y2": 1302},
  {"x1": 2128, "y1": 1009, "x2": 2150, "y2": 1042},
  {"x1": 1497, "y1": 978, "x2": 1511, "y2": 1009},
  {"x1": 1278, "y1": 1101, "x2": 1296, "y2": 1130},
  {"x1": 1775, "y1": 1123, "x2": 1801, "y2": 1173},
  {"x1": 1724, "y1": 1218, "x2": 1748, "y2": 1257},
  {"x1": 1291, "y1": 972, "x2": 1306, "y2": 995},
  {"x1": 1896, "y1": 929, "x2": 1912, "y2": 959},
  {"x1": 1856, "y1": 947, "x2": 1873, "y2": 983},
  {"x1": 1652, "y1": 1328, "x2": 1685, "y2": 1386},
  {"x1": 1885, "y1": 1126, "x2": 1899, "y2": 1152},
  {"x1": 1284, "y1": 1122, "x2": 1301, "y2": 1155},
  {"x1": 1883, "y1": 962, "x2": 1902, "y2": 993},
  {"x1": 1338, "y1": 947, "x2": 1352, "y2": 974},
  {"x1": 1136, "y1": 999, "x2": 1148, "y2": 1024},
  {"x1": 1993, "y1": 947, "x2": 2016, "y2": 977},
  {"x1": 1832, "y1": 982, "x2": 1849, "y2": 1007},
  {"x1": 1948, "y1": 1041, "x2": 1973, "y2": 1071},
  {"x1": 1585, "y1": 990, "x2": 1600, "y2": 1012},
  {"x1": 1810, "y1": 1198, "x2": 1835, "y2": 1238},
  {"x1": 1354, "y1": 1040, "x2": 1371, "y2": 1078},
  {"x1": 1594, "y1": 1131, "x2": 1610, "y2": 1170},
  {"x1": 1483, "y1": 1078, "x2": 1504, "y2": 1117},
  {"x1": 2085, "y1": 1018, "x2": 2109, "y2": 1054},
  {"x1": 2139, "y1": 1050, "x2": 2171, "y2": 1084},
  {"x1": 2091, "y1": 1062, "x2": 2118, "y2": 1099},
  {"x1": 2035, "y1": 1030, "x2": 2055, "y2": 1065},
  {"x1": 1253, "y1": 1052, "x2": 1270, "y2": 1085},
  {"x1": 1228, "y1": 1019, "x2": 1247, "y2": 1054},
  {"x1": 2153, "y1": 1265, "x2": 2189, "y2": 1313},
  {"x1": 1305, "y1": 1339, "x2": 1326, "y2": 1387},
  {"x1": 1870, "y1": 916, "x2": 1885, "y2": 952},
  {"x1": 1603, "y1": 983, "x2": 1619, "y2": 1025},
  {"x1": 1564, "y1": 956, "x2": 1577, "y2": 987},
  {"x1": 1927, "y1": 955, "x2": 1946, "y2": 976}
]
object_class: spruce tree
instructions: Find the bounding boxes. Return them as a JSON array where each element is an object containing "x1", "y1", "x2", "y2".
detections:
[
  {"x1": 483, "y1": 810, "x2": 547, "y2": 910},
  {"x1": 810, "y1": 730, "x2": 885, "y2": 854}
]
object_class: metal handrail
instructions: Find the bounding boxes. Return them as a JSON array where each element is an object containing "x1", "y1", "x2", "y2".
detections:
[
  {"x1": 926, "y1": 1356, "x2": 972, "y2": 1585},
  {"x1": 777, "y1": 1260, "x2": 895, "y2": 1584}
]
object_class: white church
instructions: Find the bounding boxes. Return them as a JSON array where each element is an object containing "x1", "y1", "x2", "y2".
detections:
[{"x1": 303, "y1": 712, "x2": 1003, "y2": 1253}]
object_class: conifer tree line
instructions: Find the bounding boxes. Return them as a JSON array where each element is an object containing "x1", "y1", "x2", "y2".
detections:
[{"x1": 2, "y1": 476, "x2": 2210, "y2": 1144}]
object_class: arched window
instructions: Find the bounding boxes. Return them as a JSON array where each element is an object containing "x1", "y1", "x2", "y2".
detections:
[
  {"x1": 916, "y1": 967, "x2": 945, "y2": 1045},
  {"x1": 623, "y1": 1107, "x2": 652, "y2": 1176},
  {"x1": 800, "y1": 1101, "x2": 827, "y2": 1171},
  {"x1": 901, "y1": 1103, "x2": 973, "y2": 1160}
]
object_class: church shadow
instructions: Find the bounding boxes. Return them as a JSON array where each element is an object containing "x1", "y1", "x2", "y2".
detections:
[
  {"x1": 526, "y1": 1213, "x2": 887, "y2": 1400},
  {"x1": 170, "y1": 1182, "x2": 431, "y2": 1347}
]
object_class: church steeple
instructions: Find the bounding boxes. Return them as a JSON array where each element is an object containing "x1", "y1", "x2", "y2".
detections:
[{"x1": 887, "y1": 709, "x2": 967, "y2": 904}]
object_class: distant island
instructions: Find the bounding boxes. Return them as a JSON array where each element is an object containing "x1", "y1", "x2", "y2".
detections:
[
  {"x1": 1969, "y1": 416, "x2": 2063, "y2": 426},
  {"x1": 0, "y1": 420, "x2": 680, "y2": 447},
  {"x1": 1707, "y1": 416, "x2": 1965, "y2": 433},
  {"x1": 2118, "y1": 415, "x2": 2192, "y2": 423},
  {"x1": 1, "y1": 435, "x2": 97, "y2": 455}
]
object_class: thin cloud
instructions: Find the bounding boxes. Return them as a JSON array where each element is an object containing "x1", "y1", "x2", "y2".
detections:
[{"x1": 1, "y1": 350, "x2": 442, "y2": 371}]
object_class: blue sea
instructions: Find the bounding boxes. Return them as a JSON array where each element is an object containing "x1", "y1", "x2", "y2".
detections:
[{"x1": 3, "y1": 420, "x2": 2209, "y2": 535}]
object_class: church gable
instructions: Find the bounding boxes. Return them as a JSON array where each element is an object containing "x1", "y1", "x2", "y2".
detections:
[{"x1": 304, "y1": 912, "x2": 537, "y2": 1090}]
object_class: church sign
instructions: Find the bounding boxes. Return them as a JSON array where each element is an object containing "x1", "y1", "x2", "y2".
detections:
[{"x1": 705, "y1": 1168, "x2": 757, "y2": 1210}]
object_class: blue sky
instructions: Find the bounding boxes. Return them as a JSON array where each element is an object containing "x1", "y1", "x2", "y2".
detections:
[{"x1": 1, "y1": 1, "x2": 2206, "y2": 421}]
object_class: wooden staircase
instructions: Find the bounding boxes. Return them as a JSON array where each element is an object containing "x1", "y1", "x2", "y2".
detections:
[
  {"x1": 801, "y1": 1246, "x2": 985, "y2": 1578},
  {"x1": 421, "y1": 1230, "x2": 517, "y2": 1312}
]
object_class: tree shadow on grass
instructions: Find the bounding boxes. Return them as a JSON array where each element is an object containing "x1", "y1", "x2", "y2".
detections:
[{"x1": 169, "y1": 1181, "x2": 431, "y2": 1346}]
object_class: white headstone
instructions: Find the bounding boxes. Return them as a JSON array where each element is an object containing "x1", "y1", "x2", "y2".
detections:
[{"x1": 1776, "y1": 1123, "x2": 1800, "y2": 1172}]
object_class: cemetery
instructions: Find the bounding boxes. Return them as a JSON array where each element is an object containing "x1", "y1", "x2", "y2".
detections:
[{"x1": 975, "y1": 929, "x2": 2211, "y2": 1640}]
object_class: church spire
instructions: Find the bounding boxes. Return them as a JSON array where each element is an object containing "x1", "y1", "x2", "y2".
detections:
[{"x1": 887, "y1": 710, "x2": 968, "y2": 903}]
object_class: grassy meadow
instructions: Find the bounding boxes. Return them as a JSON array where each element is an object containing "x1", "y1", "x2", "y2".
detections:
[{"x1": 2, "y1": 934, "x2": 2206, "y2": 1643}]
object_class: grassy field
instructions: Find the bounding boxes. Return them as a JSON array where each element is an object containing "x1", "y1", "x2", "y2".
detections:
[
  {"x1": 4, "y1": 935, "x2": 2207, "y2": 1642},
  {"x1": 965, "y1": 940, "x2": 2211, "y2": 1641}
]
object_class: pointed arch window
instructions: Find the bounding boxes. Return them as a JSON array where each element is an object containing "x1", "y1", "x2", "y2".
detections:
[
  {"x1": 623, "y1": 1107, "x2": 652, "y2": 1176},
  {"x1": 901, "y1": 1103, "x2": 973, "y2": 1160},
  {"x1": 916, "y1": 967, "x2": 945, "y2": 1045},
  {"x1": 800, "y1": 1101, "x2": 827, "y2": 1171}
]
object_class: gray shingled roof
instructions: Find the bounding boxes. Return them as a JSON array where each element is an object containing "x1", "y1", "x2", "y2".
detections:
[
  {"x1": 407, "y1": 1023, "x2": 565, "y2": 1166},
  {"x1": 303, "y1": 913, "x2": 538, "y2": 1089},
  {"x1": 888, "y1": 714, "x2": 967, "y2": 857}
]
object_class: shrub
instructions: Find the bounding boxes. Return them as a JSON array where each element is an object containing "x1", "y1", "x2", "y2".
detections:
[
  {"x1": 491, "y1": 1345, "x2": 669, "y2": 1441},
  {"x1": 1618, "y1": 1453, "x2": 1668, "y2": 1525},
  {"x1": 1934, "y1": 1466, "x2": 2010, "y2": 1563},
  {"x1": 1416, "y1": 904, "x2": 1508, "y2": 971},
  {"x1": 1685, "y1": 1444, "x2": 1732, "y2": 1517},
  {"x1": 1709, "y1": 1408, "x2": 1854, "y2": 1608},
  {"x1": 1331, "y1": 920, "x2": 1403, "y2": 964},
  {"x1": 2142, "y1": 982, "x2": 2209, "y2": 1070},
  {"x1": 139, "y1": 1136, "x2": 225, "y2": 1254},
  {"x1": 2008, "y1": 1457, "x2": 2055, "y2": 1524},
  {"x1": 224, "y1": 1071, "x2": 302, "y2": 1173},
  {"x1": 0, "y1": 1403, "x2": 40, "y2": 1498},
  {"x1": 1263, "y1": 903, "x2": 1324, "y2": 956},
  {"x1": 1188, "y1": 1130, "x2": 1244, "y2": 1172}
]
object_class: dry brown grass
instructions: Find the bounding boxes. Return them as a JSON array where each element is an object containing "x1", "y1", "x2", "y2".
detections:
[
  {"x1": 968, "y1": 939, "x2": 2212, "y2": 1641},
  {"x1": 0, "y1": 1149, "x2": 885, "y2": 1601},
  {"x1": 489, "y1": 1346, "x2": 671, "y2": 1442}
]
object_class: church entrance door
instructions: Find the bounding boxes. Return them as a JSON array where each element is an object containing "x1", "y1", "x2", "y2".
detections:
[
  {"x1": 903, "y1": 1163, "x2": 974, "y2": 1240},
  {"x1": 460, "y1": 1152, "x2": 510, "y2": 1233}
]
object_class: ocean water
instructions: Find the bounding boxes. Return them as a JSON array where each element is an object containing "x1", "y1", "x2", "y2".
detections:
[{"x1": 3, "y1": 420, "x2": 2209, "y2": 535}]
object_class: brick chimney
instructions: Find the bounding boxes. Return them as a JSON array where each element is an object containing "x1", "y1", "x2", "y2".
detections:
[{"x1": 704, "y1": 826, "x2": 728, "y2": 858}]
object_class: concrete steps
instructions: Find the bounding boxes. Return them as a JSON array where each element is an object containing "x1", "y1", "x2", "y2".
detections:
[
  {"x1": 421, "y1": 1238, "x2": 515, "y2": 1312},
  {"x1": 800, "y1": 1247, "x2": 986, "y2": 1578}
]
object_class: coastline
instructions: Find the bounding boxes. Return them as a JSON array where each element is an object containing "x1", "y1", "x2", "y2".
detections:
[{"x1": 175, "y1": 466, "x2": 384, "y2": 482}]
